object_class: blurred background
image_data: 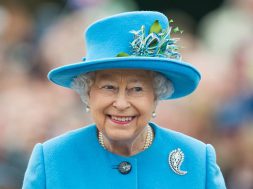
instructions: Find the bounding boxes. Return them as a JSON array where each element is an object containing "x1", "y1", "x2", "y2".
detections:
[{"x1": 0, "y1": 0, "x2": 253, "y2": 188}]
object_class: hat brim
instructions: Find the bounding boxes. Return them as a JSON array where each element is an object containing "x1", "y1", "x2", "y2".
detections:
[{"x1": 48, "y1": 57, "x2": 201, "y2": 99}]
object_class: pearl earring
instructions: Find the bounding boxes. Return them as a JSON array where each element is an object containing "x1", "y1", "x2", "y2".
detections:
[
  {"x1": 85, "y1": 105, "x2": 90, "y2": 113},
  {"x1": 152, "y1": 111, "x2": 156, "y2": 118}
]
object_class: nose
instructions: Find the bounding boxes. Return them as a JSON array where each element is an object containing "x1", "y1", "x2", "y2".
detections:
[{"x1": 113, "y1": 90, "x2": 130, "y2": 111}]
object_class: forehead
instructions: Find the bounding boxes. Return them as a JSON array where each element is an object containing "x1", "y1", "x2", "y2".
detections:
[{"x1": 94, "y1": 69, "x2": 153, "y2": 82}]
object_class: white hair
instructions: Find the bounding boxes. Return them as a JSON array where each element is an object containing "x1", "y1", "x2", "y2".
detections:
[
  {"x1": 71, "y1": 71, "x2": 174, "y2": 106},
  {"x1": 151, "y1": 71, "x2": 174, "y2": 100}
]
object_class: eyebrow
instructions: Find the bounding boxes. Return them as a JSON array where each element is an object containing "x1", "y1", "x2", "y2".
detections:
[{"x1": 128, "y1": 78, "x2": 145, "y2": 83}]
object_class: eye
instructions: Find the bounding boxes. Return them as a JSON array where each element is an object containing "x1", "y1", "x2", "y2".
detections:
[
  {"x1": 132, "y1": 87, "x2": 143, "y2": 92},
  {"x1": 102, "y1": 85, "x2": 116, "y2": 90},
  {"x1": 127, "y1": 86, "x2": 144, "y2": 96}
]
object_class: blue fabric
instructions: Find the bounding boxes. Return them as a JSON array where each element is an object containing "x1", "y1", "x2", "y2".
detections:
[
  {"x1": 47, "y1": 11, "x2": 201, "y2": 99},
  {"x1": 22, "y1": 122, "x2": 226, "y2": 189}
]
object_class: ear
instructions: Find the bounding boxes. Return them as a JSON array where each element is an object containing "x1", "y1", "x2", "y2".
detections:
[{"x1": 153, "y1": 99, "x2": 159, "y2": 111}]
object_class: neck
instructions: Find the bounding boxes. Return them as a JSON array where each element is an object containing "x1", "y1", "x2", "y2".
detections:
[{"x1": 100, "y1": 126, "x2": 152, "y2": 157}]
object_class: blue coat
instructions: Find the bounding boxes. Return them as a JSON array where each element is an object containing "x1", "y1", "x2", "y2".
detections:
[{"x1": 22, "y1": 122, "x2": 226, "y2": 189}]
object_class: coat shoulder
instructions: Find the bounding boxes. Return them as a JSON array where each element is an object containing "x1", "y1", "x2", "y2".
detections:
[
  {"x1": 151, "y1": 122, "x2": 207, "y2": 152},
  {"x1": 42, "y1": 124, "x2": 97, "y2": 153}
]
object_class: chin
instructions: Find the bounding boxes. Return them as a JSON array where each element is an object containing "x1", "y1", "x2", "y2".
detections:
[{"x1": 105, "y1": 130, "x2": 136, "y2": 143}]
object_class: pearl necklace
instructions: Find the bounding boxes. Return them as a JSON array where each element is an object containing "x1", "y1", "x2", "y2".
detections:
[{"x1": 98, "y1": 125, "x2": 154, "y2": 151}]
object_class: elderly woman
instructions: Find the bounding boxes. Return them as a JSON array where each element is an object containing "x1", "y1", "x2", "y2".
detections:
[{"x1": 22, "y1": 11, "x2": 226, "y2": 188}]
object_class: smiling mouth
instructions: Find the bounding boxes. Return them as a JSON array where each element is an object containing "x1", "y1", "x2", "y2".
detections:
[{"x1": 107, "y1": 115, "x2": 136, "y2": 125}]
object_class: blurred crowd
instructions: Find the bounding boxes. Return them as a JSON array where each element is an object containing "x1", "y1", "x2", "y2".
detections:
[{"x1": 0, "y1": 0, "x2": 252, "y2": 188}]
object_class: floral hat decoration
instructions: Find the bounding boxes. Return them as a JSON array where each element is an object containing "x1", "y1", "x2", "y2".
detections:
[{"x1": 48, "y1": 11, "x2": 201, "y2": 99}]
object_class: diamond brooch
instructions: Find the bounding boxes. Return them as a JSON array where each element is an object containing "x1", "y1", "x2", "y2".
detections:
[{"x1": 168, "y1": 148, "x2": 188, "y2": 175}]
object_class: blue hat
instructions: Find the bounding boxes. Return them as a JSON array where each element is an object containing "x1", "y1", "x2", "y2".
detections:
[{"x1": 48, "y1": 11, "x2": 201, "y2": 99}]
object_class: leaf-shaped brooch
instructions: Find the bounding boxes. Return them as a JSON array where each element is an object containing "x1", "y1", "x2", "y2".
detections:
[{"x1": 168, "y1": 148, "x2": 188, "y2": 175}]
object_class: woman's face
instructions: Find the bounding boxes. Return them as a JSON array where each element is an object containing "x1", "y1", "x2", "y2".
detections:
[{"x1": 88, "y1": 69, "x2": 156, "y2": 143}]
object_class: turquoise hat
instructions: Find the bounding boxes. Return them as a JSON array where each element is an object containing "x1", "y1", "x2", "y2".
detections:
[{"x1": 48, "y1": 11, "x2": 201, "y2": 99}]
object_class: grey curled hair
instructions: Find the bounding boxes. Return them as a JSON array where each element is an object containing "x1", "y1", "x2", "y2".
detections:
[{"x1": 71, "y1": 71, "x2": 174, "y2": 106}]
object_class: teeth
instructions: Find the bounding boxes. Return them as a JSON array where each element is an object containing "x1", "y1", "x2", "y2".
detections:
[{"x1": 111, "y1": 116, "x2": 133, "y2": 122}]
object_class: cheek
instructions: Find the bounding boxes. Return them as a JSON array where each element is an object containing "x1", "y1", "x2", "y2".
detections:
[
  {"x1": 89, "y1": 91, "x2": 110, "y2": 124},
  {"x1": 89, "y1": 88, "x2": 111, "y2": 108},
  {"x1": 135, "y1": 98, "x2": 155, "y2": 123}
]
